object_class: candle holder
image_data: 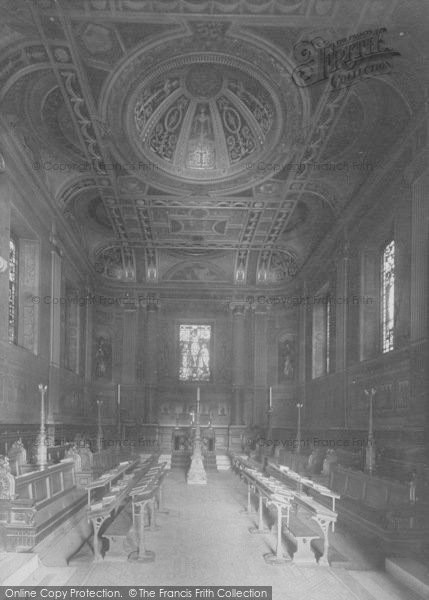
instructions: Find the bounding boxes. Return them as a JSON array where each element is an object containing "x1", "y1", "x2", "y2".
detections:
[
  {"x1": 96, "y1": 399, "x2": 104, "y2": 453},
  {"x1": 266, "y1": 406, "x2": 273, "y2": 440},
  {"x1": 117, "y1": 384, "x2": 121, "y2": 438},
  {"x1": 364, "y1": 388, "x2": 376, "y2": 475},
  {"x1": 187, "y1": 387, "x2": 207, "y2": 485},
  {"x1": 37, "y1": 384, "x2": 48, "y2": 469},
  {"x1": 295, "y1": 403, "x2": 303, "y2": 455}
]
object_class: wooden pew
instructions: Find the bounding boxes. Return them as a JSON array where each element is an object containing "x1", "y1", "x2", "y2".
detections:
[
  {"x1": 102, "y1": 463, "x2": 169, "y2": 562},
  {"x1": 268, "y1": 462, "x2": 340, "y2": 530},
  {"x1": 1, "y1": 461, "x2": 86, "y2": 552},
  {"x1": 231, "y1": 453, "x2": 337, "y2": 566},
  {"x1": 292, "y1": 493, "x2": 337, "y2": 565},
  {"x1": 86, "y1": 458, "x2": 154, "y2": 561},
  {"x1": 328, "y1": 465, "x2": 429, "y2": 552}
]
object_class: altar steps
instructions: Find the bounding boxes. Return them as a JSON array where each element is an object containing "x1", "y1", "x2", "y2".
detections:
[
  {"x1": 204, "y1": 454, "x2": 218, "y2": 470},
  {"x1": 170, "y1": 453, "x2": 218, "y2": 470},
  {"x1": 158, "y1": 454, "x2": 172, "y2": 469},
  {"x1": 216, "y1": 455, "x2": 231, "y2": 471}
]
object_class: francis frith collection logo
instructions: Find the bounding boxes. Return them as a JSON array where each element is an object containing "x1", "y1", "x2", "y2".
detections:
[{"x1": 292, "y1": 28, "x2": 400, "y2": 89}]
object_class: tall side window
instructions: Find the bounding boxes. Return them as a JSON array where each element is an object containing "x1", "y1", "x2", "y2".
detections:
[
  {"x1": 326, "y1": 295, "x2": 331, "y2": 374},
  {"x1": 8, "y1": 235, "x2": 18, "y2": 343},
  {"x1": 381, "y1": 240, "x2": 395, "y2": 353},
  {"x1": 312, "y1": 286, "x2": 331, "y2": 378}
]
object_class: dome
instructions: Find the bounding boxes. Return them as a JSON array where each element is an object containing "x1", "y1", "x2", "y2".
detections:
[
  {"x1": 103, "y1": 39, "x2": 302, "y2": 193},
  {"x1": 129, "y1": 59, "x2": 278, "y2": 182}
]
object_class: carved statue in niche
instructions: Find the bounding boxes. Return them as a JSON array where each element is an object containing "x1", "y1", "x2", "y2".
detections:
[
  {"x1": 0, "y1": 455, "x2": 16, "y2": 500},
  {"x1": 94, "y1": 336, "x2": 111, "y2": 379},
  {"x1": 65, "y1": 444, "x2": 82, "y2": 472},
  {"x1": 322, "y1": 449, "x2": 338, "y2": 476},
  {"x1": 8, "y1": 438, "x2": 27, "y2": 476},
  {"x1": 158, "y1": 324, "x2": 173, "y2": 377},
  {"x1": 278, "y1": 337, "x2": 295, "y2": 382}
]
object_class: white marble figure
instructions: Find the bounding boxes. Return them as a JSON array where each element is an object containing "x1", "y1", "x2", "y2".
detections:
[
  {"x1": 322, "y1": 449, "x2": 338, "y2": 477},
  {"x1": 0, "y1": 455, "x2": 16, "y2": 500},
  {"x1": 8, "y1": 438, "x2": 27, "y2": 475}
]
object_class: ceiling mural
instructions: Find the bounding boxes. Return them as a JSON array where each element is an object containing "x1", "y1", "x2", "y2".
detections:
[{"x1": 0, "y1": 0, "x2": 427, "y2": 290}]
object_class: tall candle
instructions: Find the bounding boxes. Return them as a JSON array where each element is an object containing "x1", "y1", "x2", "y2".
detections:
[
  {"x1": 197, "y1": 386, "x2": 200, "y2": 405},
  {"x1": 269, "y1": 386, "x2": 272, "y2": 409},
  {"x1": 117, "y1": 384, "x2": 121, "y2": 406}
]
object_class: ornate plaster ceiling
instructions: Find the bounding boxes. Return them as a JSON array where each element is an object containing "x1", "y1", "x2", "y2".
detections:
[
  {"x1": 102, "y1": 37, "x2": 302, "y2": 194},
  {"x1": 0, "y1": 0, "x2": 427, "y2": 289}
]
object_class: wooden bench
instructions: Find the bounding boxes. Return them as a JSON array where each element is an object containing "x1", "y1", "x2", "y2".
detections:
[
  {"x1": 231, "y1": 453, "x2": 337, "y2": 565},
  {"x1": 103, "y1": 508, "x2": 133, "y2": 560},
  {"x1": 292, "y1": 494, "x2": 336, "y2": 565},
  {"x1": 86, "y1": 458, "x2": 157, "y2": 562},
  {"x1": 101, "y1": 462, "x2": 168, "y2": 562},
  {"x1": 284, "y1": 512, "x2": 320, "y2": 565},
  {"x1": 268, "y1": 462, "x2": 340, "y2": 530}
]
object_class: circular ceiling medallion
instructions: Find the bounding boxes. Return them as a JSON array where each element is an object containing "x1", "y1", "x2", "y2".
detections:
[
  {"x1": 103, "y1": 35, "x2": 304, "y2": 193},
  {"x1": 185, "y1": 64, "x2": 223, "y2": 97}
]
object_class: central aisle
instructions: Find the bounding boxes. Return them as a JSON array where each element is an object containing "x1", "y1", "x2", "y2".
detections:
[{"x1": 73, "y1": 469, "x2": 386, "y2": 600}]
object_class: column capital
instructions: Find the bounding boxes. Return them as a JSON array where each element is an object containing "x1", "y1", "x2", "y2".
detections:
[
  {"x1": 229, "y1": 301, "x2": 248, "y2": 316},
  {"x1": 49, "y1": 229, "x2": 63, "y2": 257},
  {"x1": 404, "y1": 149, "x2": 429, "y2": 185},
  {"x1": 334, "y1": 238, "x2": 351, "y2": 264},
  {"x1": 141, "y1": 294, "x2": 160, "y2": 311}
]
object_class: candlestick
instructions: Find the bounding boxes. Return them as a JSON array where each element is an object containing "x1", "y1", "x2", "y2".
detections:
[
  {"x1": 187, "y1": 385, "x2": 207, "y2": 484},
  {"x1": 117, "y1": 384, "x2": 121, "y2": 406},
  {"x1": 269, "y1": 386, "x2": 272, "y2": 409},
  {"x1": 364, "y1": 388, "x2": 376, "y2": 475},
  {"x1": 37, "y1": 384, "x2": 48, "y2": 469},
  {"x1": 296, "y1": 403, "x2": 303, "y2": 455},
  {"x1": 96, "y1": 399, "x2": 103, "y2": 453}
]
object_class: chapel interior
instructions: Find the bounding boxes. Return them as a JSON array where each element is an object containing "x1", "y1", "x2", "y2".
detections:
[{"x1": 0, "y1": 0, "x2": 429, "y2": 597}]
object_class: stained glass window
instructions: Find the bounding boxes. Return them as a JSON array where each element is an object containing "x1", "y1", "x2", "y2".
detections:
[
  {"x1": 8, "y1": 236, "x2": 18, "y2": 343},
  {"x1": 326, "y1": 295, "x2": 331, "y2": 373},
  {"x1": 381, "y1": 240, "x2": 395, "y2": 353},
  {"x1": 179, "y1": 324, "x2": 211, "y2": 381},
  {"x1": 312, "y1": 288, "x2": 331, "y2": 378}
]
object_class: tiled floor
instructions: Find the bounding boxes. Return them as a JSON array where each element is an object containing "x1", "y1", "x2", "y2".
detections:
[{"x1": 71, "y1": 470, "x2": 415, "y2": 599}]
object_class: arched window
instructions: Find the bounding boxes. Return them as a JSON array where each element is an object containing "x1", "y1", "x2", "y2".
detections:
[
  {"x1": 312, "y1": 285, "x2": 331, "y2": 378},
  {"x1": 8, "y1": 235, "x2": 18, "y2": 343},
  {"x1": 381, "y1": 240, "x2": 395, "y2": 353},
  {"x1": 326, "y1": 295, "x2": 331, "y2": 373}
]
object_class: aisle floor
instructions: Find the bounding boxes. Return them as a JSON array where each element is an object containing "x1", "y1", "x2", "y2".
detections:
[{"x1": 70, "y1": 469, "x2": 417, "y2": 600}]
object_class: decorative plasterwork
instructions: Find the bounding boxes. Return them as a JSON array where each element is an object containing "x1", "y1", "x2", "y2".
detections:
[
  {"x1": 32, "y1": 0, "x2": 341, "y2": 20},
  {"x1": 102, "y1": 33, "x2": 304, "y2": 194}
]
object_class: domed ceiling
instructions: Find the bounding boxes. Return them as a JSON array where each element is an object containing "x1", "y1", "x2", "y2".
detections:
[
  {"x1": 131, "y1": 61, "x2": 276, "y2": 182},
  {"x1": 103, "y1": 35, "x2": 302, "y2": 194},
  {"x1": 0, "y1": 0, "x2": 425, "y2": 289}
]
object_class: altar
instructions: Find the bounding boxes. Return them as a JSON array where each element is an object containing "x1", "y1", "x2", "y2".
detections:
[{"x1": 170, "y1": 425, "x2": 217, "y2": 470}]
